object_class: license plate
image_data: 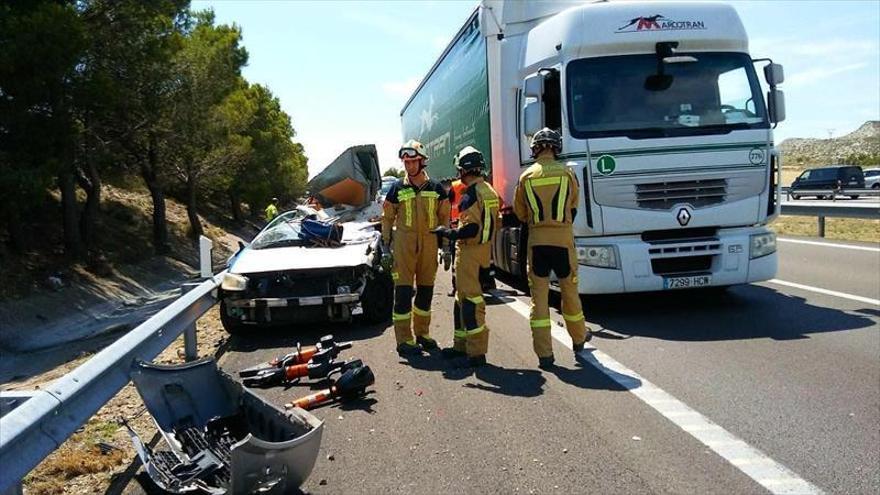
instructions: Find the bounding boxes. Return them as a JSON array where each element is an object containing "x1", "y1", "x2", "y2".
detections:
[{"x1": 663, "y1": 275, "x2": 712, "y2": 290}]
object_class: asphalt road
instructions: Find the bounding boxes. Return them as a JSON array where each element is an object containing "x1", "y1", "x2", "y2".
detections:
[{"x1": 135, "y1": 235, "x2": 879, "y2": 494}]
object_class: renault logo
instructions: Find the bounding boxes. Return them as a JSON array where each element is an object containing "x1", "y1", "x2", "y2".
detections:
[{"x1": 676, "y1": 208, "x2": 692, "y2": 226}]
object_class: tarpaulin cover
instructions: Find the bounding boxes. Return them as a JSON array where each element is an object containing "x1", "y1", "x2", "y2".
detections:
[{"x1": 308, "y1": 144, "x2": 380, "y2": 208}]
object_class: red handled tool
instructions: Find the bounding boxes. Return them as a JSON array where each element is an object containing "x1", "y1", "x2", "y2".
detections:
[
  {"x1": 239, "y1": 334, "x2": 352, "y2": 378},
  {"x1": 291, "y1": 362, "x2": 375, "y2": 410}
]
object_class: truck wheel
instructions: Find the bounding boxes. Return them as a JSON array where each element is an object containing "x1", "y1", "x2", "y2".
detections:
[
  {"x1": 360, "y1": 270, "x2": 393, "y2": 324},
  {"x1": 220, "y1": 300, "x2": 247, "y2": 335}
]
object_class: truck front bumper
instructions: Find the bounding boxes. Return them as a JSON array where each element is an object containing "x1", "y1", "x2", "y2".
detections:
[{"x1": 571, "y1": 227, "x2": 777, "y2": 294}]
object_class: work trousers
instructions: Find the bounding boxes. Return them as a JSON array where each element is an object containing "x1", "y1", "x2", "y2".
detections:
[
  {"x1": 452, "y1": 244, "x2": 490, "y2": 357},
  {"x1": 392, "y1": 230, "x2": 439, "y2": 345},
  {"x1": 527, "y1": 241, "x2": 587, "y2": 358}
]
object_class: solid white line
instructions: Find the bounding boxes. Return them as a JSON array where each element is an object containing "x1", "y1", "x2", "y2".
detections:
[
  {"x1": 768, "y1": 279, "x2": 880, "y2": 306},
  {"x1": 491, "y1": 287, "x2": 824, "y2": 495},
  {"x1": 778, "y1": 237, "x2": 880, "y2": 253}
]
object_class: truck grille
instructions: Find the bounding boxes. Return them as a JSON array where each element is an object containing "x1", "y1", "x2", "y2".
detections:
[
  {"x1": 635, "y1": 179, "x2": 727, "y2": 210},
  {"x1": 651, "y1": 255, "x2": 713, "y2": 275}
]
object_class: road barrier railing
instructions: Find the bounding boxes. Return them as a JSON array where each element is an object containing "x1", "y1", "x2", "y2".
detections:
[
  {"x1": 780, "y1": 201, "x2": 880, "y2": 237},
  {"x1": 0, "y1": 237, "x2": 220, "y2": 494}
]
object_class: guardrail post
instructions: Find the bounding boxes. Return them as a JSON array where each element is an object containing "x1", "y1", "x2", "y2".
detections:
[
  {"x1": 181, "y1": 282, "x2": 201, "y2": 361},
  {"x1": 817, "y1": 215, "x2": 826, "y2": 237},
  {"x1": 199, "y1": 235, "x2": 213, "y2": 279}
]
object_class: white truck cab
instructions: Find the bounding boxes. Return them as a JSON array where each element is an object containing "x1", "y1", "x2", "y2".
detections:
[{"x1": 402, "y1": 0, "x2": 785, "y2": 293}]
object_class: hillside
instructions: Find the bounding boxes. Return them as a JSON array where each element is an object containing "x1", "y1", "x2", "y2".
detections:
[{"x1": 780, "y1": 121, "x2": 880, "y2": 168}]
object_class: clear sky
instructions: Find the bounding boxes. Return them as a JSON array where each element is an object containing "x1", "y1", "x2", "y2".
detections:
[{"x1": 197, "y1": 0, "x2": 880, "y2": 175}]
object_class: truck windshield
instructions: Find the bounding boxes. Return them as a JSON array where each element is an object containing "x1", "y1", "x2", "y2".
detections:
[{"x1": 567, "y1": 52, "x2": 768, "y2": 139}]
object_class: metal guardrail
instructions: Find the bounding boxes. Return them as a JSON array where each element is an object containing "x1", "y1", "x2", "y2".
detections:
[
  {"x1": 0, "y1": 238, "x2": 221, "y2": 493},
  {"x1": 781, "y1": 186, "x2": 880, "y2": 200},
  {"x1": 780, "y1": 201, "x2": 880, "y2": 237}
]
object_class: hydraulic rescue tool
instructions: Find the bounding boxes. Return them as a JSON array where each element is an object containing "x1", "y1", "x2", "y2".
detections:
[
  {"x1": 242, "y1": 352, "x2": 364, "y2": 388},
  {"x1": 291, "y1": 362, "x2": 375, "y2": 410},
  {"x1": 238, "y1": 334, "x2": 352, "y2": 378}
]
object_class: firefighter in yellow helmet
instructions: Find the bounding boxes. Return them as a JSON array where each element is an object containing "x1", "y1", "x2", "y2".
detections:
[
  {"x1": 433, "y1": 146, "x2": 500, "y2": 367},
  {"x1": 381, "y1": 140, "x2": 451, "y2": 357},
  {"x1": 513, "y1": 128, "x2": 591, "y2": 369}
]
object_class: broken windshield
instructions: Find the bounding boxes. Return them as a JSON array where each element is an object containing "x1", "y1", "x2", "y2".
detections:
[
  {"x1": 251, "y1": 210, "x2": 307, "y2": 249},
  {"x1": 567, "y1": 52, "x2": 768, "y2": 139}
]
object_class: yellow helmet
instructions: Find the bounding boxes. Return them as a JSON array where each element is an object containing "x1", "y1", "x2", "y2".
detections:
[{"x1": 398, "y1": 139, "x2": 429, "y2": 161}]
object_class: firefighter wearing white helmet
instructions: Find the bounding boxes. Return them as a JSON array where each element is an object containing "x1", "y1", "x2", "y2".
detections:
[
  {"x1": 381, "y1": 139, "x2": 451, "y2": 357},
  {"x1": 513, "y1": 128, "x2": 591, "y2": 369},
  {"x1": 433, "y1": 146, "x2": 500, "y2": 367}
]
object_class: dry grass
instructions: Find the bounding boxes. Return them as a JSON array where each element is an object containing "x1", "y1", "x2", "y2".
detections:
[
  {"x1": 25, "y1": 421, "x2": 127, "y2": 495},
  {"x1": 21, "y1": 307, "x2": 229, "y2": 494},
  {"x1": 772, "y1": 215, "x2": 880, "y2": 243}
]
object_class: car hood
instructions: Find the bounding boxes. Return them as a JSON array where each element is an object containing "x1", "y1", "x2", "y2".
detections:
[{"x1": 230, "y1": 222, "x2": 380, "y2": 274}]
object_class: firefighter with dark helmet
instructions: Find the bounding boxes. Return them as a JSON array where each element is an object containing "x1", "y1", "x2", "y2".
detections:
[
  {"x1": 433, "y1": 146, "x2": 500, "y2": 367},
  {"x1": 513, "y1": 128, "x2": 591, "y2": 369},
  {"x1": 381, "y1": 139, "x2": 451, "y2": 357}
]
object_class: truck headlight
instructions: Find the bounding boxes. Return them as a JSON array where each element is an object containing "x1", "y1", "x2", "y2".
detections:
[
  {"x1": 221, "y1": 273, "x2": 249, "y2": 291},
  {"x1": 750, "y1": 232, "x2": 777, "y2": 259},
  {"x1": 576, "y1": 245, "x2": 619, "y2": 269}
]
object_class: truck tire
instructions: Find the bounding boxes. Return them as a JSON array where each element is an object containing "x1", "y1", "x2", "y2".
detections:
[
  {"x1": 359, "y1": 270, "x2": 393, "y2": 324},
  {"x1": 220, "y1": 299, "x2": 247, "y2": 335}
]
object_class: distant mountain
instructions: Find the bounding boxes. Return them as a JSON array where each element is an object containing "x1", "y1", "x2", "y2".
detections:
[{"x1": 780, "y1": 121, "x2": 880, "y2": 168}]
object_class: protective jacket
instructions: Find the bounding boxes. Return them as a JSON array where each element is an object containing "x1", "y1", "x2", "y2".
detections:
[
  {"x1": 513, "y1": 155, "x2": 588, "y2": 359},
  {"x1": 381, "y1": 175, "x2": 451, "y2": 346},
  {"x1": 450, "y1": 179, "x2": 500, "y2": 357}
]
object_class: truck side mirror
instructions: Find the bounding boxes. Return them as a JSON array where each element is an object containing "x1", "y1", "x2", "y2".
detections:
[
  {"x1": 523, "y1": 73, "x2": 545, "y2": 137},
  {"x1": 763, "y1": 63, "x2": 784, "y2": 86},
  {"x1": 767, "y1": 88, "x2": 786, "y2": 123}
]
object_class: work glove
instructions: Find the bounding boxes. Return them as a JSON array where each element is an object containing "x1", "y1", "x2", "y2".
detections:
[
  {"x1": 431, "y1": 226, "x2": 457, "y2": 242},
  {"x1": 379, "y1": 242, "x2": 393, "y2": 272}
]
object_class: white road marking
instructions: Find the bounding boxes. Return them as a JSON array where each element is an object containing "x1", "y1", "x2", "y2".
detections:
[
  {"x1": 492, "y1": 287, "x2": 824, "y2": 495},
  {"x1": 768, "y1": 279, "x2": 880, "y2": 306},
  {"x1": 778, "y1": 237, "x2": 880, "y2": 253}
]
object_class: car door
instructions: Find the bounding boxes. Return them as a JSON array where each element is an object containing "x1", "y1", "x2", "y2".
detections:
[{"x1": 793, "y1": 170, "x2": 811, "y2": 190}]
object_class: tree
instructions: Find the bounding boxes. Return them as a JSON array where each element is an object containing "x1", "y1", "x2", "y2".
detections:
[
  {"x1": 383, "y1": 167, "x2": 404, "y2": 179},
  {"x1": 0, "y1": 1, "x2": 87, "y2": 257},
  {"x1": 168, "y1": 11, "x2": 248, "y2": 240},
  {"x1": 89, "y1": 0, "x2": 190, "y2": 254},
  {"x1": 215, "y1": 83, "x2": 308, "y2": 222}
]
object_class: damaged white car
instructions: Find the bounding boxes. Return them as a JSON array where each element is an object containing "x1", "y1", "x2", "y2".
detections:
[{"x1": 219, "y1": 145, "x2": 393, "y2": 334}]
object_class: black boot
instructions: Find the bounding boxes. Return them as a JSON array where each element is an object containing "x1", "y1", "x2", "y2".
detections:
[
  {"x1": 441, "y1": 347, "x2": 466, "y2": 360},
  {"x1": 397, "y1": 342, "x2": 422, "y2": 357},
  {"x1": 416, "y1": 336, "x2": 439, "y2": 351},
  {"x1": 538, "y1": 355, "x2": 555, "y2": 370},
  {"x1": 468, "y1": 355, "x2": 487, "y2": 367}
]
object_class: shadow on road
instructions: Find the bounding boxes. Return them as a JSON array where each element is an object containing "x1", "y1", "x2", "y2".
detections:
[
  {"x1": 465, "y1": 364, "x2": 546, "y2": 398},
  {"x1": 579, "y1": 284, "x2": 877, "y2": 341},
  {"x1": 226, "y1": 320, "x2": 389, "y2": 355},
  {"x1": 547, "y1": 348, "x2": 641, "y2": 392}
]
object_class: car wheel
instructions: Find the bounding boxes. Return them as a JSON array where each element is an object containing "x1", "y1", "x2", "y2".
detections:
[
  {"x1": 872, "y1": 184, "x2": 879, "y2": 189},
  {"x1": 791, "y1": 194, "x2": 800, "y2": 200},
  {"x1": 220, "y1": 299, "x2": 247, "y2": 335},
  {"x1": 850, "y1": 195, "x2": 860, "y2": 199},
  {"x1": 359, "y1": 269, "x2": 394, "y2": 324}
]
